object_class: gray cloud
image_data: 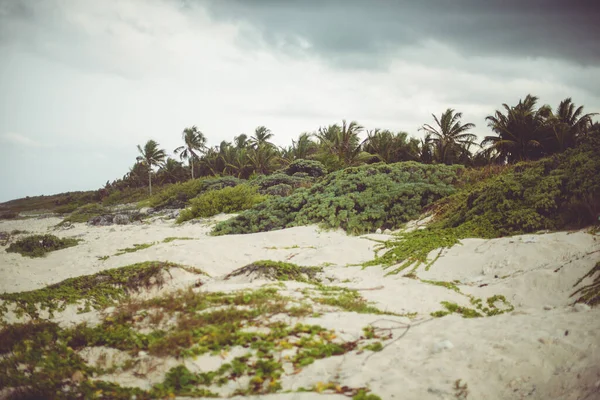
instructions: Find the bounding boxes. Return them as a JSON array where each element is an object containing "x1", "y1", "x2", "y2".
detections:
[
  {"x1": 0, "y1": 0, "x2": 599, "y2": 202},
  {"x1": 201, "y1": 0, "x2": 600, "y2": 67}
]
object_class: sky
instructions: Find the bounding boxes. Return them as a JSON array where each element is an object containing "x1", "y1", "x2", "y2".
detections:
[{"x1": 1, "y1": 0, "x2": 599, "y2": 202}]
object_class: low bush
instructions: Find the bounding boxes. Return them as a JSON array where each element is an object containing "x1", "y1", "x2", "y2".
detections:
[
  {"x1": 177, "y1": 184, "x2": 266, "y2": 223},
  {"x1": 366, "y1": 136, "x2": 600, "y2": 273},
  {"x1": 61, "y1": 203, "x2": 106, "y2": 224},
  {"x1": 281, "y1": 159, "x2": 327, "y2": 178},
  {"x1": 224, "y1": 260, "x2": 323, "y2": 283},
  {"x1": 102, "y1": 186, "x2": 164, "y2": 206},
  {"x1": 6, "y1": 234, "x2": 80, "y2": 258},
  {"x1": 148, "y1": 176, "x2": 243, "y2": 209},
  {"x1": 213, "y1": 162, "x2": 461, "y2": 235},
  {"x1": 251, "y1": 173, "x2": 309, "y2": 193},
  {"x1": 265, "y1": 184, "x2": 293, "y2": 197},
  {"x1": 433, "y1": 134, "x2": 600, "y2": 236}
]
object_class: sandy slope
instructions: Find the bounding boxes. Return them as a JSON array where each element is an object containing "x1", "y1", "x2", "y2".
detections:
[{"x1": 1, "y1": 215, "x2": 599, "y2": 400}]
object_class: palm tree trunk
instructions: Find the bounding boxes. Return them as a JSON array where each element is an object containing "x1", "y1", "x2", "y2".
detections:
[
  {"x1": 148, "y1": 170, "x2": 152, "y2": 196},
  {"x1": 191, "y1": 158, "x2": 194, "y2": 180}
]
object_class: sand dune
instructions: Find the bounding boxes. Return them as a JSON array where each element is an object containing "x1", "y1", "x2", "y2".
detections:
[{"x1": 1, "y1": 215, "x2": 599, "y2": 399}]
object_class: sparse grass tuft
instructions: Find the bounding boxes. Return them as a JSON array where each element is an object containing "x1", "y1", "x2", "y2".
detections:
[
  {"x1": 570, "y1": 261, "x2": 600, "y2": 306},
  {"x1": 114, "y1": 242, "x2": 155, "y2": 255},
  {"x1": 0, "y1": 261, "x2": 197, "y2": 319},
  {"x1": 162, "y1": 236, "x2": 194, "y2": 243},
  {"x1": 224, "y1": 260, "x2": 323, "y2": 283}
]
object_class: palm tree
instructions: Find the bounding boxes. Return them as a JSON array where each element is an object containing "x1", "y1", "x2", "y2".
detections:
[
  {"x1": 290, "y1": 132, "x2": 319, "y2": 160},
  {"x1": 250, "y1": 126, "x2": 275, "y2": 148},
  {"x1": 420, "y1": 109, "x2": 477, "y2": 165},
  {"x1": 136, "y1": 139, "x2": 167, "y2": 195},
  {"x1": 546, "y1": 98, "x2": 597, "y2": 152},
  {"x1": 363, "y1": 129, "x2": 419, "y2": 163},
  {"x1": 234, "y1": 133, "x2": 249, "y2": 149},
  {"x1": 247, "y1": 144, "x2": 281, "y2": 175},
  {"x1": 315, "y1": 120, "x2": 367, "y2": 169},
  {"x1": 174, "y1": 126, "x2": 207, "y2": 179},
  {"x1": 483, "y1": 95, "x2": 550, "y2": 163},
  {"x1": 157, "y1": 158, "x2": 188, "y2": 184}
]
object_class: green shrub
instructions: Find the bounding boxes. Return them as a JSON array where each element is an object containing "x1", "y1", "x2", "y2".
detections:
[
  {"x1": 6, "y1": 234, "x2": 80, "y2": 258},
  {"x1": 224, "y1": 260, "x2": 323, "y2": 283},
  {"x1": 251, "y1": 173, "x2": 309, "y2": 192},
  {"x1": 212, "y1": 162, "x2": 461, "y2": 235},
  {"x1": 366, "y1": 137, "x2": 600, "y2": 274},
  {"x1": 148, "y1": 176, "x2": 243, "y2": 209},
  {"x1": 433, "y1": 135, "x2": 600, "y2": 236},
  {"x1": 177, "y1": 184, "x2": 266, "y2": 223},
  {"x1": 54, "y1": 203, "x2": 79, "y2": 214},
  {"x1": 61, "y1": 203, "x2": 106, "y2": 224},
  {"x1": 102, "y1": 186, "x2": 163, "y2": 206},
  {"x1": 282, "y1": 159, "x2": 327, "y2": 177},
  {"x1": 265, "y1": 184, "x2": 293, "y2": 197}
]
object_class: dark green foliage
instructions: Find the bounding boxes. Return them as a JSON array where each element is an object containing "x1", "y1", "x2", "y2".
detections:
[
  {"x1": 282, "y1": 159, "x2": 328, "y2": 177},
  {"x1": 213, "y1": 162, "x2": 461, "y2": 235},
  {"x1": 177, "y1": 184, "x2": 266, "y2": 223},
  {"x1": 6, "y1": 234, "x2": 80, "y2": 258},
  {"x1": 265, "y1": 183, "x2": 293, "y2": 197},
  {"x1": 148, "y1": 176, "x2": 243, "y2": 209},
  {"x1": 224, "y1": 260, "x2": 323, "y2": 283},
  {"x1": 571, "y1": 262, "x2": 600, "y2": 306},
  {"x1": 61, "y1": 203, "x2": 107, "y2": 224},
  {"x1": 251, "y1": 172, "x2": 310, "y2": 193},
  {"x1": 435, "y1": 135, "x2": 600, "y2": 236},
  {"x1": 364, "y1": 138, "x2": 600, "y2": 275}
]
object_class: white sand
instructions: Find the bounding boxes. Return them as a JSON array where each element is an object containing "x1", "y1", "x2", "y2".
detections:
[{"x1": 1, "y1": 215, "x2": 599, "y2": 399}]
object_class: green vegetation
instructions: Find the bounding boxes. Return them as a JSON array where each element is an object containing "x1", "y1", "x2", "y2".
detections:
[
  {"x1": 174, "y1": 125, "x2": 207, "y2": 180},
  {"x1": 1, "y1": 190, "x2": 100, "y2": 215},
  {"x1": 5, "y1": 234, "x2": 80, "y2": 258},
  {"x1": 60, "y1": 203, "x2": 107, "y2": 224},
  {"x1": 224, "y1": 260, "x2": 323, "y2": 283},
  {"x1": 147, "y1": 175, "x2": 242, "y2": 209},
  {"x1": 436, "y1": 134, "x2": 600, "y2": 235},
  {"x1": 281, "y1": 159, "x2": 327, "y2": 177},
  {"x1": 252, "y1": 172, "x2": 311, "y2": 193},
  {"x1": 0, "y1": 261, "x2": 202, "y2": 319},
  {"x1": 365, "y1": 136, "x2": 600, "y2": 275},
  {"x1": 137, "y1": 139, "x2": 168, "y2": 196},
  {"x1": 0, "y1": 282, "x2": 392, "y2": 397},
  {"x1": 364, "y1": 227, "x2": 466, "y2": 274},
  {"x1": 431, "y1": 295, "x2": 514, "y2": 318},
  {"x1": 304, "y1": 285, "x2": 402, "y2": 316},
  {"x1": 571, "y1": 261, "x2": 600, "y2": 306},
  {"x1": 177, "y1": 184, "x2": 266, "y2": 223},
  {"x1": 114, "y1": 242, "x2": 156, "y2": 256},
  {"x1": 162, "y1": 236, "x2": 194, "y2": 243},
  {"x1": 213, "y1": 162, "x2": 460, "y2": 236}
]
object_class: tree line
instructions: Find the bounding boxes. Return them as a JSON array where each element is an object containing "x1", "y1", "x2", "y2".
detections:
[{"x1": 109, "y1": 94, "x2": 598, "y2": 195}]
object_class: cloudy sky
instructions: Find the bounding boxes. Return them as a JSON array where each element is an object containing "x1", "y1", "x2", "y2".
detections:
[{"x1": 1, "y1": 0, "x2": 599, "y2": 202}]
